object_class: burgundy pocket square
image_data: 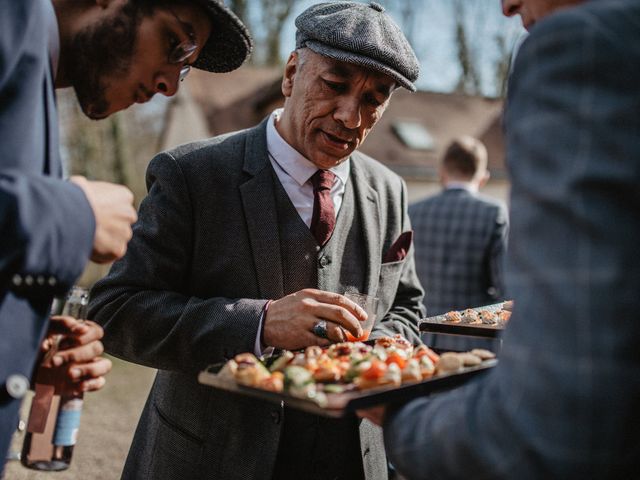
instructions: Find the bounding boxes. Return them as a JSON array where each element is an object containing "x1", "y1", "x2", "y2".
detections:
[{"x1": 383, "y1": 231, "x2": 413, "y2": 263}]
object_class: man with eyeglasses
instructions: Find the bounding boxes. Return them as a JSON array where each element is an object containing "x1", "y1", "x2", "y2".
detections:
[{"x1": 0, "y1": 0, "x2": 251, "y2": 472}]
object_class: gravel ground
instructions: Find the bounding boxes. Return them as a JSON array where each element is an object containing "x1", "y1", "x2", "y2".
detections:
[
  {"x1": 4, "y1": 357, "x2": 155, "y2": 480},
  {"x1": 4, "y1": 358, "x2": 407, "y2": 480}
]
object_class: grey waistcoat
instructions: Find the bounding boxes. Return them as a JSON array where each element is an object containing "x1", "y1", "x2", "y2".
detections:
[{"x1": 271, "y1": 171, "x2": 368, "y2": 480}]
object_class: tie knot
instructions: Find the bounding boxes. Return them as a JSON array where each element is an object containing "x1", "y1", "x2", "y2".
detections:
[{"x1": 311, "y1": 170, "x2": 335, "y2": 192}]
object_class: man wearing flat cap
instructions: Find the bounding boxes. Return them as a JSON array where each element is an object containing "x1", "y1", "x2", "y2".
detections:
[{"x1": 90, "y1": 2, "x2": 424, "y2": 478}]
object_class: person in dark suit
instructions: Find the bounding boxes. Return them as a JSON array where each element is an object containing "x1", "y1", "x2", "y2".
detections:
[
  {"x1": 362, "y1": 0, "x2": 640, "y2": 478},
  {"x1": 0, "y1": 0, "x2": 252, "y2": 469},
  {"x1": 409, "y1": 136, "x2": 508, "y2": 316},
  {"x1": 89, "y1": 2, "x2": 425, "y2": 478}
]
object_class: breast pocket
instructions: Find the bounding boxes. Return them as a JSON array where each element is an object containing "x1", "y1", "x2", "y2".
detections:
[{"x1": 376, "y1": 259, "x2": 406, "y2": 315}]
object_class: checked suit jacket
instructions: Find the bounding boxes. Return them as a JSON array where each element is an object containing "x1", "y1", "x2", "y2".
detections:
[
  {"x1": 383, "y1": 1, "x2": 640, "y2": 478},
  {"x1": 409, "y1": 188, "x2": 508, "y2": 316},
  {"x1": 89, "y1": 117, "x2": 425, "y2": 480}
]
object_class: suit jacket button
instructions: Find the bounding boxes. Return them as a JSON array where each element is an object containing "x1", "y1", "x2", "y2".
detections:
[
  {"x1": 318, "y1": 256, "x2": 330, "y2": 268},
  {"x1": 270, "y1": 410, "x2": 281, "y2": 424},
  {"x1": 36, "y1": 275, "x2": 45, "y2": 286},
  {"x1": 25, "y1": 275, "x2": 34, "y2": 286},
  {"x1": 12, "y1": 274, "x2": 22, "y2": 286},
  {"x1": 48, "y1": 277, "x2": 57, "y2": 287},
  {"x1": 6, "y1": 374, "x2": 30, "y2": 399}
]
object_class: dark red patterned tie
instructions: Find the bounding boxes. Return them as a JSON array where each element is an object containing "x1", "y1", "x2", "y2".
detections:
[{"x1": 310, "y1": 170, "x2": 336, "y2": 246}]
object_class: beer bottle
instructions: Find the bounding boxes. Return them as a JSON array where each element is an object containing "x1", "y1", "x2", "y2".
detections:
[{"x1": 21, "y1": 286, "x2": 89, "y2": 471}]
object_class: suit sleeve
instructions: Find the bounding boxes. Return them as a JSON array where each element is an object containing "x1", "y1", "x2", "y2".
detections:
[
  {"x1": 384, "y1": 6, "x2": 640, "y2": 478},
  {"x1": 88, "y1": 153, "x2": 266, "y2": 375},
  {"x1": 372, "y1": 179, "x2": 425, "y2": 345},
  {"x1": 0, "y1": 0, "x2": 95, "y2": 296}
]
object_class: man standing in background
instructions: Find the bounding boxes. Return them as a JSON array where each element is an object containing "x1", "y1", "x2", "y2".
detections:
[
  {"x1": 409, "y1": 136, "x2": 508, "y2": 316},
  {"x1": 0, "y1": 0, "x2": 251, "y2": 470}
]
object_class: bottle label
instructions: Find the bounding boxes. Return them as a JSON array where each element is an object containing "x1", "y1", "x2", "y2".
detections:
[{"x1": 52, "y1": 398, "x2": 83, "y2": 446}]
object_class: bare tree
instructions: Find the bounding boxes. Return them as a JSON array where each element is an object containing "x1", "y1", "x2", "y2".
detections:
[
  {"x1": 452, "y1": 0, "x2": 481, "y2": 95},
  {"x1": 260, "y1": 0, "x2": 298, "y2": 66},
  {"x1": 109, "y1": 115, "x2": 131, "y2": 187},
  {"x1": 494, "y1": 34, "x2": 512, "y2": 98},
  {"x1": 227, "y1": 0, "x2": 248, "y2": 25},
  {"x1": 390, "y1": 0, "x2": 419, "y2": 48}
]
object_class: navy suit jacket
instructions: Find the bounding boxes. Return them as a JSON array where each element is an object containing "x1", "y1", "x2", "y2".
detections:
[
  {"x1": 383, "y1": 1, "x2": 640, "y2": 478},
  {"x1": 0, "y1": 0, "x2": 94, "y2": 463},
  {"x1": 409, "y1": 188, "x2": 508, "y2": 316}
]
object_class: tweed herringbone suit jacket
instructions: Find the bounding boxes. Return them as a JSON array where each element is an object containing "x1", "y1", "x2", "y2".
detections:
[{"x1": 89, "y1": 118, "x2": 424, "y2": 479}]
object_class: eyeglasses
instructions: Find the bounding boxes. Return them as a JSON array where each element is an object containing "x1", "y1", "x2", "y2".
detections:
[{"x1": 167, "y1": 8, "x2": 198, "y2": 82}]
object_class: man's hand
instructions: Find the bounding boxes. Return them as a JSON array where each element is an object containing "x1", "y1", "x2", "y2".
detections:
[
  {"x1": 71, "y1": 176, "x2": 137, "y2": 264},
  {"x1": 263, "y1": 288, "x2": 368, "y2": 350},
  {"x1": 356, "y1": 405, "x2": 387, "y2": 426},
  {"x1": 42, "y1": 316, "x2": 112, "y2": 395}
]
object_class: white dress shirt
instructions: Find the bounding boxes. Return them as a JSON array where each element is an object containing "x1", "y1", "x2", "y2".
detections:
[
  {"x1": 445, "y1": 180, "x2": 478, "y2": 193},
  {"x1": 266, "y1": 109, "x2": 350, "y2": 226},
  {"x1": 254, "y1": 109, "x2": 352, "y2": 355}
]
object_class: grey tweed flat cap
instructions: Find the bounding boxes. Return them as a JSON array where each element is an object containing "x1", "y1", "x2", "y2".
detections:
[
  {"x1": 191, "y1": 0, "x2": 253, "y2": 73},
  {"x1": 295, "y1": 1, "x2": 419, "y2": 91}
]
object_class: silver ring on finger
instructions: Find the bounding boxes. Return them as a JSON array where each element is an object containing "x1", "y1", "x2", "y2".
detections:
[{"x1": 312, "y1": 320, "x2": 328, "y2": 339}]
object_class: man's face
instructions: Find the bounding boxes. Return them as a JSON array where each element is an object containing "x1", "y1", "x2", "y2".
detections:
[
  {"x1": 278, "y1": 49, "x2": 396, "y2": 170},
  {"x1": 501, "y1": 0, "x2": 582, "y2": 30},
  {"x1": 67, "y1": 2, "x2": 211, "y2": 119}
]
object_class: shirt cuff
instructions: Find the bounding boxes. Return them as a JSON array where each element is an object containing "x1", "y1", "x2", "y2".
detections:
[{"x1": 254, "y1": 300, "x2": 275, "y2": 358}]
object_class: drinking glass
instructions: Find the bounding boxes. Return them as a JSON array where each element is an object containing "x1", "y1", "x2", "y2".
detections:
[{"x1": 344, "y1": 292, "x2": 379, "y2": 342}]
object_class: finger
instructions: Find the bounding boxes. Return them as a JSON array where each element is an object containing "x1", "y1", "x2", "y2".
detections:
[
  {"x1": 76, "y1": 376, "x2": 107, "y2": 394},
  {"x1": 48, "y1": 316, "x2": 90, "y2": 335},
  {"x1": 54, "y1": 321, "x2": 103, "y2": 351},
  {"x1": 301, "y1": 331, "x2": 331, "y2": 348},
  {"x1": 53, "y1": 340, "x2": 104, "y2": 366},
  {"x1": 69, "y1": 321, "x2": 104, "y2": 345},
  {"x1": 309, "y1": 290, "x2": 368, "y2": 321},
  {"x1": 324, "y1": 321, "x2": 346, "y2": 343},
  {"x1": 356, "y1": 406, "x2": 387, "y2": 426},
  {"x1": 314, "y1": 304, "x2": 363, "y2": 338},
  {"x1": 67, "y1": 357, "x2": 112, "y2": 383}
]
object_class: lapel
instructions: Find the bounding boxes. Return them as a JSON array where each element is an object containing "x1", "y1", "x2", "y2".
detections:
[
  {"x1": 350, "y1": 153, "x2": 382, "y2": 296},
  {"x1": 44, "y1": 0, "x2": 60, "y2": 176},
  {"x1": 43, "y1": 54, "x2": 59, "y2": 176},
  {"x1": 239, "y1": 118, "x2": 285, "y2": 300}
]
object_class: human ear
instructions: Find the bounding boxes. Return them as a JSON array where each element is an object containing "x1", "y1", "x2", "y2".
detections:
[
  {"x1": 281, "y1": 52, "x2": 298, "y2": 98},
  {"x1": 479, "y1": 171, "x2": 490, "y2": 188}
]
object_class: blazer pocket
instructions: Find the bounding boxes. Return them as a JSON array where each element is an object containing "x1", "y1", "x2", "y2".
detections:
[
  {"x1": 377, "y1": 259, "x2": 406, "y2": 314},
  {"x1": 151, "y1": 402, "x2": 205, "y2": 479}
]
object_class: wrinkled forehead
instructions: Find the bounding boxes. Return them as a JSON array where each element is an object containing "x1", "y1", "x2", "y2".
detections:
[{"x1": 310, "y1": 53, "x2": 398, "y2": 95}]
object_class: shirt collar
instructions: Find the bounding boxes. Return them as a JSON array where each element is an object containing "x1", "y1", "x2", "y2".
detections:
[
  {"x1": 445, "y1": 181, "x2": 478, "y2": 193},
  {"x1": 266, "y1": 109, "x2": 350, "y2": 186}
]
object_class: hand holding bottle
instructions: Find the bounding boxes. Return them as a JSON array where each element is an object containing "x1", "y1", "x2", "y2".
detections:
[
  {"x1": 22, "y1": 286, "x2": 110, "y2": 471},
  {"x1": 42, "y1": 316, "x2": 112, "y2": 395}
]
